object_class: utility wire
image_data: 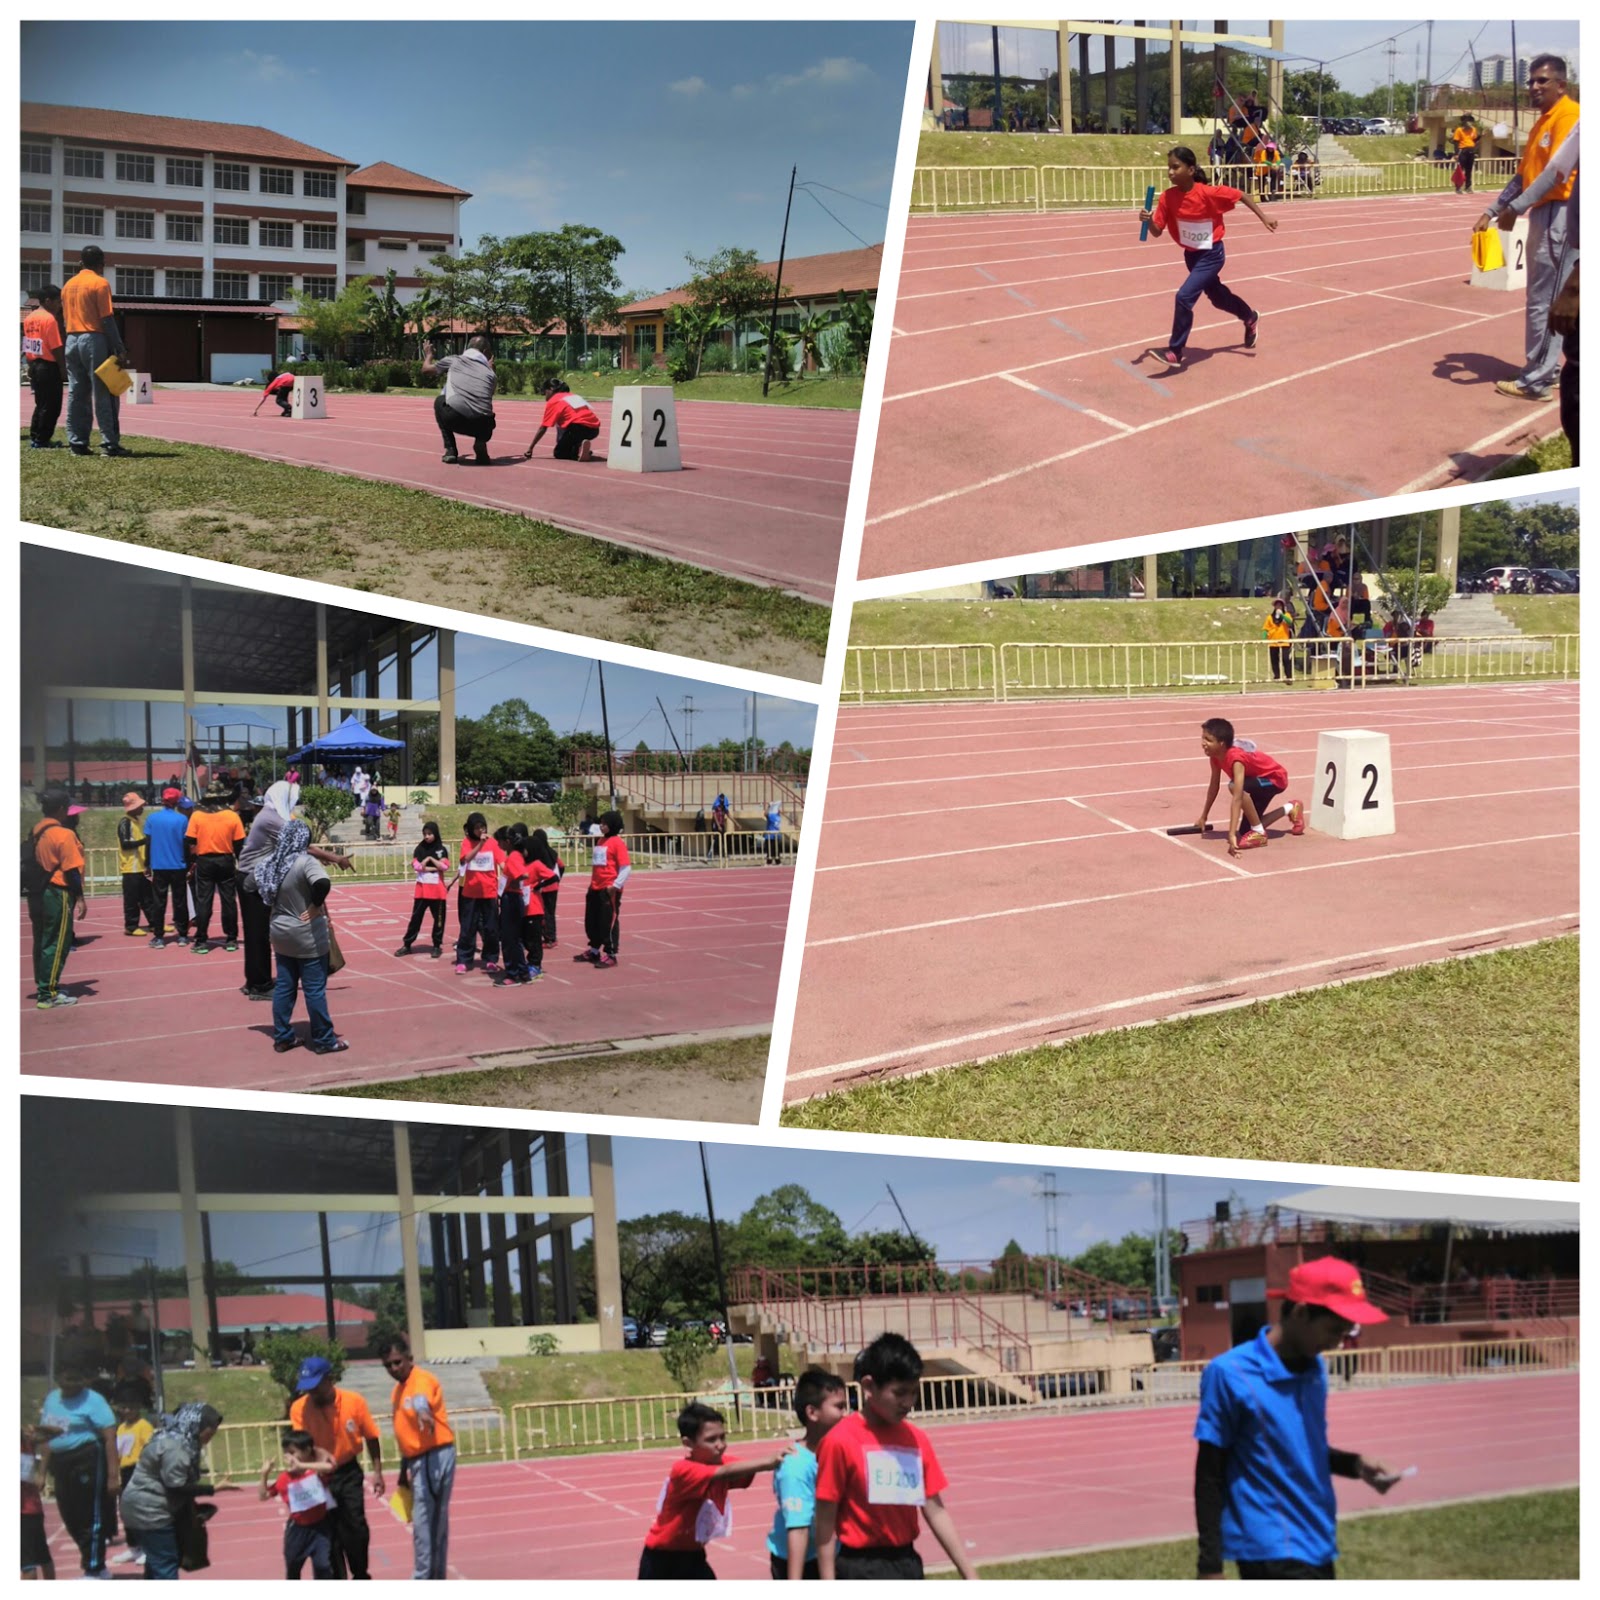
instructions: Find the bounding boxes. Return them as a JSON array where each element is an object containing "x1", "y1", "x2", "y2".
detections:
[{"x1": 796, "y1": 186, "x2": 884, "y2": 254}]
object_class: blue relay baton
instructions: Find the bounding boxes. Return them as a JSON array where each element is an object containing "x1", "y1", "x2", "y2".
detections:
[{"x1": 1139, "y1": 184, "x2": 1156, "y2": 241}]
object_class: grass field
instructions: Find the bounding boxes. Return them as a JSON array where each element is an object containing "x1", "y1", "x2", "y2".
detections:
[
  {"x1": 783, "y1": 937, "x2": 1578, "y2": 1180},
  {"x1": 19, "y1": 441, "x2": 829, "y2": 677},
  {"x1": 847, "y1": 594, "x2": 1578, "y2": 651},
  {"x1": 953, "y1": 1489, "x2": 1577, "y2": 1581},
  {"x1": 1489, "y1": 430, "x2": 1573, "y2": 478},
  {"x1": 365, "y1": 374, "x2": 864, "y2": 410}
]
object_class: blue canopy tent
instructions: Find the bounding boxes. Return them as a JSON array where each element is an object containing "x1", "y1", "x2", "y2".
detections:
[
  {"x1": 288, "y1": 714, "x2": 405, "y2": 780},
  {"x1": 190, "y1": 705, "x2": 283, "y2": 792}
]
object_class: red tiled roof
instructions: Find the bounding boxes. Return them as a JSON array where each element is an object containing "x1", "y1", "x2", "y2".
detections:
[
  {"x1": 618, "y1": 246, "x2": 882, "y2": 317},
  {"x1": 349, "y1": 161, "x2": 471, "y2": 199},
  {"x1": 20, "y1": 102, "x2": 353, "y2": 166},
  {"x1": 84, "y1": 1294, "x2": 376, "y2": 1331}
]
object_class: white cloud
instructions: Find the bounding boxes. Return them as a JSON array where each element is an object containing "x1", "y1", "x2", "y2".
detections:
[
  {"x1": 230, "y1": 49, "x2": 293, "y2": 83},
  {"x1": 773, "y1": 57, "x2": 873, "y2": 93},
  {"x1": 732, "y1": 83, "x2": 757, "y2": 99},
  {"x1": 474, "y1": 154, "x2": 565, "y2": 216},
  {"x1": 990, "y1": 1173, "x2": 1042, "y2": 1198},
  {"x1": 670, "y1": 75, "x2": 707, "y2": 96}
]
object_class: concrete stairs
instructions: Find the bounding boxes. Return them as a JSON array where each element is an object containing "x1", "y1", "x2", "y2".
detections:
[
  {"x1": 1316, "y1": 132, "x2": 1380, "y2": 174},
  {"x1": 326, "y1": 808, "x2": 427, "y2": 847},
  {"x1": 1432, "y1": 594, "x2": 1522, "y2": 638},
  {"x1": 335, "y1": 1356, "x2": 500, "y2": 1435}
]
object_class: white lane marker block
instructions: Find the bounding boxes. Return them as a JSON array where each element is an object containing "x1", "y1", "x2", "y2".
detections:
[
  {"x1": 1311, "y1": 729, "x2": 1396, "y2": 840},
  {"x1": 291, "y1": 375, "x2": 327, "y2": 419},
  {"x1": 607, "y1": 385, "x2": 681, "y2": 473},
  {"x1": 127, "y1": 370, "x2": 154, "y2": 405}
]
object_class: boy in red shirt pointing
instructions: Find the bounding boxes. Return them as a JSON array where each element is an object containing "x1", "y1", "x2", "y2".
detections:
[
  {"x1": 814, "y1": 1333, "x2": 976, "y2": 1580},
  {"x1": 1197, "y1": 716, "x2": 1304, "y2": 855},
  {"x1": 639, "y1": 1402, "x2": 792, "y2": 1579}
]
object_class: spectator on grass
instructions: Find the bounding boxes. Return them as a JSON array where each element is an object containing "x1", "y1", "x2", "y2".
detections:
[
  {"x1": 61, "y1": 245, "x2": 131, "y2": 458},
  {"x1": 23, "y1": 283, "x2": 67, "y2": 448},
  {"x1": 422, "y1": 336, "x2": 497, "y2": 465}
]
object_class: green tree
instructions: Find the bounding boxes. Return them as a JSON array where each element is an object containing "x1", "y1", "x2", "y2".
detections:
[
  {"x1": 549, "y1": 788, "x2": 589, "y2": 832},
  {"x1": 259, "y1": 1331, "x2": 344, "y2": 1410},
  {"x1": 844, "y1": 1229, "x2": 935, "y2": 1270},
  {"x1": 837, "y1": 290, "x2": 876, "y2": 368},
  {"x1": 290, "y1": 277, "x2": 376, "y2": 361},
  {"x1": 362, "y1": 268, "x2": 410, "y2": 361},
  {"x1": 661, "y1": 1324, "x2": 716, "y2": 1393},
  {"x1": 681, "y1": 248, "x2": 787, "y2": 345},
  {"x1": 298, "y1": 785, "x2": 358, "y2": 842},
  {"x1": 1283, "y1": 68, "x2": 1345, "y2": 117},
  {"x1": 455, "y1": 698, "x2": 562, "y2": 785},
  {"x1": 507, "y1": 224, "x2": 627, "y2": 370},
  {"x1": 728, "y1": 1185, "x2": 850, "y2": 1267},
  {"x1": 573, "y1": 1211, "x2": 718, "y2": 1326},
  {"x1": 794, "y1": 311, "x2": 831, "y2": 376},
  {"x1": 1379, "y1": 569, "x2": 1454, "y2": 624},
  {"x1": 667, "y1": 302, "x2": 727, "y2": 378},
  {"x1": 417, "y1": 236, "x2": 533, "y2": 341},
  {"x1": 746, "y1": 325, "x2": 796, "y2": 381}
]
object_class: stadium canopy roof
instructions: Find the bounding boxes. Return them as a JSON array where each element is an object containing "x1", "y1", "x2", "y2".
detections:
[
  {"x1": 190, "y1": 706, "x2": 280, "y2": 731},
  {"x1": 1276, "y1": 1188, "x2": 1579, "y2": 1235}
]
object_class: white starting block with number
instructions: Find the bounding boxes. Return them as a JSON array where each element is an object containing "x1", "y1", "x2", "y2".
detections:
[
  {"x1": 127, "y1": 370, "x2": 153, "y2": 405},
  {"x1": 1471, "y1": 215, "x2": 1530, "y2": 292},
  {"x1": 607, "y1": 385, "x2": 681, "y2": 473},
  {"x1": 1311, "y1": 729, "x2": 1395, "y2": 840},
  {"x1": 291, "y1": 375, "x2": 327, "y2": 419}
]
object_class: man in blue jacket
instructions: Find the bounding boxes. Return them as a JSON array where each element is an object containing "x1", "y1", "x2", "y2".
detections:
[{"x1": 144, "y1": 787, "x2": 193, "y2": 948}]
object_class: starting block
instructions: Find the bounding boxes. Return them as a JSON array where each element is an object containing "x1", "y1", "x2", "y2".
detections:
[
  {"x1": 1311, "y1": 729, "x2": 1395, "y2": 840},
  {"x1": 1471, "y1": 215, "x2": 1530, "y2": 292},
  {"x1": 607, "y1": 384, "x2": 681, "y2": 473},
  {"x1": 127, "y1": 370, "x2": 153, "y2": 405},
  {"x1": 291, "y1": 375, "x2": 327, "y2": 419}
]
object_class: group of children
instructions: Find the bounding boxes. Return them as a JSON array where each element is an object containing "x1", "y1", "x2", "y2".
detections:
[{"x1": 397, "y1": 809, "x2": 630, "y2": 978}]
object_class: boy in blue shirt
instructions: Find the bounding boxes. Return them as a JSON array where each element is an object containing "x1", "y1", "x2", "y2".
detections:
[
  {"x1": 768, "y1": 1368, "x2": 848, "y2": 1579},
  {"x1": 1195, "y1": 1257, "x2": 1400, "y2": 1580}
]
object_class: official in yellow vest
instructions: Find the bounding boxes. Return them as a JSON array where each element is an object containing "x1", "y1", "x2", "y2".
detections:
[
  {"x1": 1263, "y1": 599, "x2": 1295, "y2": 683},
  {"x1": 1473, "y1": 53, "x2": 1580, "y2": 400},
  {"x1": 116, "y1": 791, "x2": 157, "y2": 937}
]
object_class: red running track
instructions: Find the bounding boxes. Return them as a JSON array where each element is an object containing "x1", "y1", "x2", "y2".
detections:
[
  {"x1": 787, "y1": 682, "x2": 1578, "y2": 1098},
  {"x1": 862, "y1": 194, "x2": 1564, "y2": 578},
  {"x1": 20, "y1": 871, "x2": 792, "y2": 1095},
  {"x1": 24, "y1": 387, "x2": 856, "y2": 601},
  {"x1": 43, "y1": 1373, "x2": 1578, "y2": 1579}
]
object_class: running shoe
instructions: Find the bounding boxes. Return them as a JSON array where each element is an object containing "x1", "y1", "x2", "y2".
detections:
[
  {"x1": 149, "y1": 937, "x2": 167, "y2": 950},
  {"x1": 393, "y1": 945, "x2": 414, "y2": 957},
  {"x1": 484, "y1": 962, "x2": 502, "y2": 975},
  {"x1": 595, "y1": 953, "x2": 618, "y2": 969},
  {"x1": 453, "y1": 962, "x2": 469, "y2": 974},
  {"x1": 224, "y1": 941, "x2": 239, "y2": 953},
  {"x1": 441, "y1": 450, "x2": 460, "y2": 464},
  {"x1": 1494, "y1": 379, "x2": 1553, "y2": 402},
  {"x1": 1288, "y1": 800, "x2": 1306, "y2": 836},
  {"x1": 124, "y1": 927, "x2": 149, "y2": 938},
  {"x1": 573, "y1": 949, "x2": 598, "y2": 963},
  {"x1": 101, "y1": 444, "x2": 133, "y2": 458},
  {"x1": 528, "y1": 967, "x2": 543, "y2": 979},
  {"x1": 192, "y1": 942, "x2": 212, "y2": 955},
  {"x1": 175, "y1": 935, "x2": 192, "y2": 946},
  {"x1": 1236, "y1": 831, "x2": 1269, "y2": 850},
  {"x1": 429, "y1": 947, "x2": 443, "y2": 959},
  {"x1": 1243, "y1": 314, "x2": 1259, "y2": 349},
  {"x1": 37, "y1": 992, "x2": 79, "y2": 1009},
  {"x1": 1145, "y1": 347, "x2": 1183, "y2": 368}
]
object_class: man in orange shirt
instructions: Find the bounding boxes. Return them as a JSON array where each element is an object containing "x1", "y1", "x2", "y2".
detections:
[
  {"x1": 23, "y1": 285, "x2": 66, "y2": 449},
  {"x1": 60, "y1": 244, "x2": 131, "y2": 457},
  {"x1": 184, "y1": 782, "x2": 246, "y2": 955},
  {"x1": 29, "y1": 790, "x2": 88, "y2": 1009},
  {"x1": 288, "y1": 1357, "x2": 385, "y2": 1579},
  {"x1": 381, "y1": 1335, "x2": 456, "y2": 1580},
  {"x1": 1473, "y1": 54, "x2": 1579, "y2": 401}
]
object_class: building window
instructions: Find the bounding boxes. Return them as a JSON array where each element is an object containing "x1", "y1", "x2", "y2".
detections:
[
  {"x1": 259, "y1": 273, "x2": 293, "y2": 302},
  {"x1": 166, "y1": 213, "x2": 203, "y2": 243},
  {"x1": 420, "y1": 240, "x2": 449, "y2": 254},
  {"x1": 378, "y1": 238, "x2": 407, "y2": 252},
  {"x1": 215, "y1": 161, "x2": 250, "y2": 191},
  {"x1": 21, "y1": 201, "x2": 51, "y2": 234},
  {"x1": 116, "y1": 152, "x2": 156, "y2": 184},
  {"x1": 214, "y1": 216, "x2": 250, "y2": 246},
  {"x1": 116, "y1": 210, "x2": 155, "y2": 240},
  {"x1": 64, "y1": 147, "x2": 104, "y2": 179},
  {"x1": 117, "y1": 266, "x2": 155, "y2": 296},
  {"x1": 345, "y1": 188, "x2": 366, "y2": 215},
  {"x1": 302, "y1": 276, "x2": 336, "y2": 301},
  {"x1": 259, "y1": 166, "x2": 294, "y2": 195},
  {"x1": 213, "y1": 272, "x2": 251, "y2": 300},
  {"x1": 260, "y1": 220, "x2": 294, "y2": 249},
  {"x1": 22, "y1": 143, "x2": 52, "y2": 175},
  {"x1": 1196, "y1": 1285, "x2": 1224, "y2": 1304},
  {"x1": 166, "y1": 269, "x2": 203, "y2": 298},
  {"x1": 166, "y1": 157, "x2": 204, "y2": 188},
  {"x1": 303, "y1": 169, "x2": 337, "y2": 198},
  {"x1": 346, "y1": 239, "x2": 367, "y2": 263},
  {"x1": 22, "y1": 261, "x2": 54, "y2": 294},
  {"x1": 303, "y1": 223, "x2": 337, "y2": 251},
  {"x1": 63, "y1": 205, "x2": 104, "y2": 236}
]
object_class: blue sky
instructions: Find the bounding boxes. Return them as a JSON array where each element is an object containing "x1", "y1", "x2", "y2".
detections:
[
  {"x1": 53, "y1": 631, "x2": 818, "y2": 755},
  {"x1": 21, "y1": 21, "x2": 913, "y2": 294},
  {"x1": 940, "y1": 20, "x2": 1578, "y2": 97}
]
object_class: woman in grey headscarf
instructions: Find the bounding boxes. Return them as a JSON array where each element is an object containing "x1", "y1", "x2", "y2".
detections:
[
  {"x1": 261, "y1": 819, "x2": 348, "y2": 1056},
  {"x1": 237, "y1": 783, "x2": 352, "y2": 1002},
  {"x1": 119, "y1": 1403, "x2": 234, "y2": 1580}
]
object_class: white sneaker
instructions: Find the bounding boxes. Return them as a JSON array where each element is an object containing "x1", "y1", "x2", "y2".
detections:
[{"x1": 111, "y1": 1549, "x2": 143, "y2": 1565}]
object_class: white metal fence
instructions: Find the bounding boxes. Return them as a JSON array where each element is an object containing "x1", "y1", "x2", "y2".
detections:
[{"x1": 844, "y1": 636, "x2": 1578, "y2": 704}]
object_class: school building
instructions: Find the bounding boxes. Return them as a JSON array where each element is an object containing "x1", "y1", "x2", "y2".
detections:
[
  {"x1": 615, "y1": 245, "x2": 880, "y2": 371},
  {"x1": 21, "y1": 103, "x2": 468, "y2": 381}
]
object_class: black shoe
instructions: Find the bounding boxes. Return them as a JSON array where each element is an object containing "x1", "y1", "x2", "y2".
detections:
[
  {"x1": 273, "y1": 1037, "x2": 302, "y2": 1053},
  {"x1": 393, "y1": 945, "x2": 414, "y2": 957},
  {"x1": 473, "y1": 443, "x2": 491, "y2": 465},
  {"x1": 101, "y1": 444, "x2": 133, "y2": 458},
  {"x1": 441, "y1": 450, "x2": 460, "y2": 464},
  {"x1": 192, "y1": 942, "x2": 212, "y2": 955},
  {"x1": 149, "y1": 937, "x2": 167, "y2": 949},
  {"x1": 70, "y1": 445, "x2": 91, "y2": 456},
  {"x1": 430, "y1": 946, "x2": 443, "y2": 959},
  {"x1": 311, "y1": 1038, "x2": 350, "y2": 1055},
  {"x1": 1243, "y1": 314, "x2": 1259, "y2": 349}
]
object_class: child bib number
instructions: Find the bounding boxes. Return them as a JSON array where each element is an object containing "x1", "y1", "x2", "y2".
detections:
[
  {"x1": 22, "y1": 336, "x2": 43, "y2": 358},
  {"x1": 20, "y1": 1452, "x2": 36, "y2": 1480},
  {"x1": 865, "y1": 1447, "x2": 926, "y2": 1506},
  {"x1": 694, "y1": 1494, "x2": 732, "y2": 1543},
  {"x1": 468, "y1": 851, "x2": 493, "y2": 872},
  {"x1": 287, "y1": 1474, "x2": 329, "y2": 1515},
  {"x1": 1177, "y1": 217, "x2": 1215, "y2": 249},
  {"x1": 416, "y1": 869, "x2": 441, "y2": 885}
]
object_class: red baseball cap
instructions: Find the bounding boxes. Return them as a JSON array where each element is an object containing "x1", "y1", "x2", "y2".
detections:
[
  {"x1": 1273, "y1": 1257, "x2": 1389, "y2": 1325},
  {"x1": 162, "y1": 787, "x2": 183, "y2": 801}
]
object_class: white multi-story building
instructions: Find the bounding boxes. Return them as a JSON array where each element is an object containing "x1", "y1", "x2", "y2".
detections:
[{"x1": 21, "y1": 104, "x2": 468, "y2": 311}]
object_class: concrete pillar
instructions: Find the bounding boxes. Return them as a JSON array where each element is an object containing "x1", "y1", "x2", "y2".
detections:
[
  {"x1": 437, "y1": 629, "x2": 456, "y2": 805},
  {"x1": 180, "y1": 579, "x2": 196, "y2": 796},
  {"x1": 173, "y1": 1108, "x2": 212, "y2": 1367},
  {"x1": 1437, "y1": 505, "x2": 1461, "y2": 589},
  {"x1": 927, "y1": 24, "x2": 942, "y2": 119},
  {"x1": 589, "y1": 1135, "x2": 624, "y2": 1353},
  {"x1": 315, "y1": 604, "x2": 330, "y2": 737},
  {"x1": 1103, "y1": 35, "x2": 1117, "y2": 132},
  {"x1": 395, "y1": 627, "x2": 414, "y2": 788},
  {"x1": 1078, "y1": 33, "x2": 1092, "y2": 129},
  {"x1": 1143, "y1": 551, "x2": 1159, "y2": 600},
  {"x1": 1056, "y1": 26, "x2": 1071, "y2": 132},
  {"x1": 512, "y1": 1142, "x2": 541, "y2": 1325},
  {"x1": 1134, "y1": 25, "x2": 1148, "y2": 132},
  {"x1": 30, "y1": 683, "x2": 48, "y2": 792},
  {"x1": 547, "y1": 1135, "x2": 573, "y2": 1324},
  {"x1": 392, "y1": 1122, "x2": 429, "y2": 1360},
  {"x1": 1267, "y1": 20, "x2": 1286, "y2": 120},
  {"x1": 1170, "y1": 21, "x2": 1184, "y2": 136},
  {"x1": 487, "y1": 1134, "x2": 514, "y2": 1329},
  {"x1": 364, "y1": 644, "x2": 380, "y2": 732}
]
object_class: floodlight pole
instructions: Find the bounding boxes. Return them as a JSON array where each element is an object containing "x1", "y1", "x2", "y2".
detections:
[
  {"x1": 597, "y1": 661, "x2": 618, "y2": 809},
  {"x1": 698, "y1": 1143, "x2": 742, "y2": 1403},
  {"x1": 762, "y1": 167, "x2": 797, "y2": 398}
]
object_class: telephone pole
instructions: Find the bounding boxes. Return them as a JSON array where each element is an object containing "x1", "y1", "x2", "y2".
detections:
[
  {"x1": 1038, "y1": 1172, "x2": 1061, "y2": 1295},
  {"x1": 1385, "y1": 39, "x2": 1398, "y2": 119},
  {"x1": 678, "y1": 696, "x2": 697, "y2": 771}
]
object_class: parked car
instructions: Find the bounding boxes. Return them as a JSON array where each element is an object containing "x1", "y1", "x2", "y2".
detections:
[
  {"x1": 1478, "y1": 566, "x2": 1533, "y2": 594},
  {"x1": 1529, "y1": 567, "x2": 1577, "y2": 593},
  {"x1": 1033, "y1": 1369, "x2": 1103, "y2": 1399},
  {"x1": 622, "y1": 1315, "x2": 639, "y2": 1346}
]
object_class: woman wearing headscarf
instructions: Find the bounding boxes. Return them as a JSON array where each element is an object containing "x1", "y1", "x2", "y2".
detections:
[
  {"x1": 118, "y1": 1403, "x2": 233, "y2": 1580},
  {"x1": 237, "y1": 783, "x2": 354, "y2": 1001},
  {"x1": 525, "y1": 828, "x2": 564, "y2": 947},
  {"x1": 260, "y1": 819, "x2": 348, "y2": 1055}
]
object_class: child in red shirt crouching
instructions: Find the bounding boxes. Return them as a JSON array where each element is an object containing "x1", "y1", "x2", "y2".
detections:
[
  {"x1": 259, "y1": 1429, "x2": 337, "y2": 1580},
  {"x1": 639, "y1": 1402, "x2": 792, "y2": 1579},
  {"x1": 815, "y1": 1333, "x2": 976, "y2": 1579},
  {"x1": 1198, "y1": 716, "x2": 1304, "y2": 856}
]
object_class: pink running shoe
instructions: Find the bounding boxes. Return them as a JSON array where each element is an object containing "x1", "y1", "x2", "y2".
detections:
[
  {"x1": 484, "y1": 962, "x2": 501, "y2": 975},
  {"x1": 1236, "y1": 830, "x2": 1269, "y2": 851},
  {"x1": 453, "y1": 963, "x2": 469, "y2": 975},
  {"x1": 1288, "y1": 799, "x2": 1306, "y2": 836},
  {"x1": 595, "y1": 953, "x2": 618, "y2": 969}
]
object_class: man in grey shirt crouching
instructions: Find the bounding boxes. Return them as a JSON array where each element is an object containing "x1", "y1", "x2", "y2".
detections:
[{"x1": 422, "y1": 336, "x2": 497, "y2": 464}]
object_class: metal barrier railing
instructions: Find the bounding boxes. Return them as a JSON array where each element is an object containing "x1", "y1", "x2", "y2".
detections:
[
  {"x1": 913, "y1": 158, "x2": 1521, "y2": 213},
  {"x1": 511, "y1": 1388, "x2": 799, "y2": 1458},
  {"x1": 841, "y1": 636, "x2": 1578, "y2": 704},
  {"x1": 205, "y1": 1407, "x2": 509, "y2": 1483}
]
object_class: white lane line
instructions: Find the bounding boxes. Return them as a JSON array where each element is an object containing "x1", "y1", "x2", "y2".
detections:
[{"x1": 999, "y1": 370, "x2": 1134, "y2": 433}]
